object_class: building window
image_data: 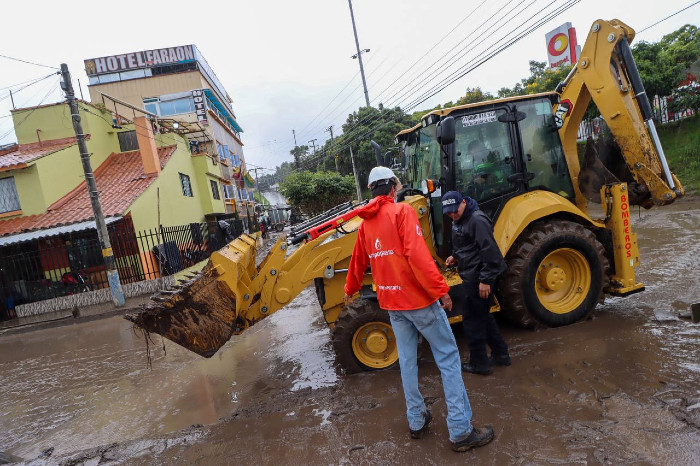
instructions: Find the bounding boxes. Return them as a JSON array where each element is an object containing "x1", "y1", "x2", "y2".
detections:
[
  {"x1": 117, "y1": 130, "x2": 138, "y2": 151},
  {"x1": 179, "y1": 173, "x2": 193, "y2": 197},
  {"x1": 210, "y1": 180, "x2": 220, "y2": 200},
  {"x1": 143, "y1": 96, "x2": 196, "y2": 117},
  {"x1": 0, "y1": 176, "x2": 21, "y2": 214}
]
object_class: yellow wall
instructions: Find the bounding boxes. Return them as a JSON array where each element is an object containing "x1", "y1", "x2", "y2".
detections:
[
  {"x1": 0, "y1": 166, "x2": 46, "y2": 216},
  {"x1": 7, "y1": 103, "x2": 122, "y2": 213},
  {"x1": 127, "y1": 134, "x2": 226, "y2": 232}
]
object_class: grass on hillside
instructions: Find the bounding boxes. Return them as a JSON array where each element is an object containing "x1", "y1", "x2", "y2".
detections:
[{"x1": 657, "y1": 114, "x2": 700, "y2": 194}]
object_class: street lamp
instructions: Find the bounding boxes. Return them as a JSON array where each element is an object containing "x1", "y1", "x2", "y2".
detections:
[{"x1": 351, "y1": 48, "x2": 370, "y2": 59}]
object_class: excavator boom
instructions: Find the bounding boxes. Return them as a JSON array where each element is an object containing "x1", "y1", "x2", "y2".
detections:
[{"x1": 557, "y1": 19, "x2": 684, "y2": 209}]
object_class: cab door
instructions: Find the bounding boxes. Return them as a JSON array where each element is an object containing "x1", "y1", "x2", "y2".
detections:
[{"x1": 450, "y1": 106, "x2": 523, "y2": 219}]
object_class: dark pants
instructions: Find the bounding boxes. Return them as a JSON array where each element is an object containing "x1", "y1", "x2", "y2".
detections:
[{"x1": 460, "y1": 282, "x2": 508, "y2": 367}]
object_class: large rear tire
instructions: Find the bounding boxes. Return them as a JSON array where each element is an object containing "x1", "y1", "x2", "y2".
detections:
[
  {"x1": 498, "y1": 220, "x2": 609, "y2": 328},
  {"x1": 332, "y1": 300, "x2": 398, "y2": 374}
]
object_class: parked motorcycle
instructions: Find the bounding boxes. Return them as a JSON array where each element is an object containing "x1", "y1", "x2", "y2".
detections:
[{"x1": 61, "y1": 271, "x2": 92, "y2": 294}]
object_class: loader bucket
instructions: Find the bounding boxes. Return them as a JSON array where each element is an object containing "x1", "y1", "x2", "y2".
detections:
[
  {"x1": 125, "y1": 233, "x2": 259, "y2": 358},
  {"x1": 578, "y1": 135, "x2": 651, "y2": 207}
]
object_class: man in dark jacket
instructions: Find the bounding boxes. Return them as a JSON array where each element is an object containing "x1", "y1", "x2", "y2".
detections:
[{"x1": 442, "y1": 191, "x2": 510, "y2": 375}]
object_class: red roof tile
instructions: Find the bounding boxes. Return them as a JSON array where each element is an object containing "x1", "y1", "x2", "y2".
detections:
[
  {"x1": 0, "y1": 136, "x2": 83, "y2": 171},
  {"x1": 0, "y1": 145, "x2": 177, "y2": 236}
]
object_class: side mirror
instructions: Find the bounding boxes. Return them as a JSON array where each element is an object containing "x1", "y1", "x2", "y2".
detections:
[
  {"x1": 436, "y1": 116, "x2": 455, "y2": 145},
  {"x1": 421, "y1": 178, "x2": 438, "y2": 195}
]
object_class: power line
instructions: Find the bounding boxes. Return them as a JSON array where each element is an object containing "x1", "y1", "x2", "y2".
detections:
[
  {"x1": 0, "y1": 53, "x2": 60, "y2": 70},
  {"x1": 295, "y1": 0, "x2": 578, "y2": 171},
  {"x1": 0, "y1": 72, "x2": 59, "y2": 92},
  {"x1": 298, "y1": 0, "x2": 550, "y2": 169},
  {"x1": 637, "y1": 0, "x2": 700, "y2": 34}
]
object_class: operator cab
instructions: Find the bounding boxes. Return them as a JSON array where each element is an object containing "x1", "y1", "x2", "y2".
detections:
[{"x1": 397, "y1": 93, "x2": 576, "y2": 257}]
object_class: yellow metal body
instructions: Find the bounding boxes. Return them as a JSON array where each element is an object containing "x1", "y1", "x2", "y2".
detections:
[
  {"x1": 139, "y1": 20, "x2": 682, "y2": 363},
  {"x1": 601, "y1": 183, "x2": 644, "y2": 295},
  {"x1": 493, "y1": 190, "x2": 604, "y2": 256},
  {"x1": 210, "y1": 194, "x2": 441, "y2": 335},
  {"x1": 557, "y1": 19, "x2": 683, "y2": 212},
  {"x1": 208, "y1": 20, "x2": 672, "y2": 338}
]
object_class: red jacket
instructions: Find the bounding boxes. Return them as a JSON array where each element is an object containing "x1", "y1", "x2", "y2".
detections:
[{"x1": 344, "y1": 196, "x2": 449, "y2": 311}]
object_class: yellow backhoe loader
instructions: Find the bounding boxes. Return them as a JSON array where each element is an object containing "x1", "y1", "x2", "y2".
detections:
[{"x1": 127, "y1": 19, "x2": 683, "y2": 373}]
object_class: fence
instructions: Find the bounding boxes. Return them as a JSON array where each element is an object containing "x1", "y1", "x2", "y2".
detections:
[
  {"x1": 577, "y1": 93, "x2": 697, "y2": 141},
  {"x1": 0, "y1": 217, "x2": 243, "y2": 309}
]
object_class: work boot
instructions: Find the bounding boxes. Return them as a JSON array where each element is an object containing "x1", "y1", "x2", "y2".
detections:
[
  {"x1": 451, "y1": 425, "x2": 494, "y2": 452},
  {"x1": 409, "y1": 410, "x2": 432, "y2": 439},
  {"x1": 490, "y1": 353, "x2": 511, "y2": 366},
  {"x1": 461, "y1": 362, "x2": 492, "y2": 375}
]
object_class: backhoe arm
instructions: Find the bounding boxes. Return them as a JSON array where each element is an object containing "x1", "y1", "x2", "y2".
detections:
[
  {"x1": 557, "y1": 19, "x2": 684, "y2": 210},
  {"x1": 126, "y1": 195, "x2": 440, "y2": 358}
]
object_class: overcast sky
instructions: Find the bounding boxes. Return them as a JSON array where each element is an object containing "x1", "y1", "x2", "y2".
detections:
[{"x1": 1, "y1": 0, "x2": 697, "y2": 173}]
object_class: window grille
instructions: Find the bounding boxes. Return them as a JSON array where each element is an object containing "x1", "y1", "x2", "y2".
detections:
[
  {"x1": 210, "y1": 180, "x2": 220, "y2": 200},
  {"x1": 179, "y1": 173, "x2": 193, "y2": 197},
  {"x1": 0, "y1": 177, "x2": 21, "y2": 213}
]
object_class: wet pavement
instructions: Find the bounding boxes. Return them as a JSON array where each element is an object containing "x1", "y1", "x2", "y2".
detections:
[{"x1": 1, "y1": 201, "x2": 699, "y2": 465}]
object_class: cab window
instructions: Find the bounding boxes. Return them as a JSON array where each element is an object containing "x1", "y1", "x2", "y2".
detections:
[
  {"x1": 517, "y1": 99, "x2": 575, "y2": 199},
  {"x1": 415, "y1": 125, "x2": 442, "y2": 183},
  {"x1": 454, "y1": 109, "x2": 517, "y2": 203}
]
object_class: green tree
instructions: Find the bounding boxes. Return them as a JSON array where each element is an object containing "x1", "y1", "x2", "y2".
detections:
[
  {"x1": 498, "y1": 60, "x2": 572, "y2": 97},
  {"x1": 280, "y1": 170, "x2": 356, "y2": 216},
  {"x1": 290, "y1": 145, "x2": 309, "y2": 170},
  {"x1": 454, "y1": 87, "x2": 495, "y2": 106}
]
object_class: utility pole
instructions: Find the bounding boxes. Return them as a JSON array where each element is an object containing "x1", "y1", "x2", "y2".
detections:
[
  {"x1": 350, "y1": 145, "x2": 363, "y2": 202},
  {"x1": 348, "y1": 0, "x2": 371, "y2": 108},
  {"x1": 326, "y1": 125, "x2": 339, "y2": 172},
  {"x1": 292, "y1": 129, "x2": 297, "y2": 147},
  {"x1": 308, "y1": 139, "x2": 317, "y2": 155},
  {"x1": 60, "y1": 63, "x2": 125, "y2": 307}
]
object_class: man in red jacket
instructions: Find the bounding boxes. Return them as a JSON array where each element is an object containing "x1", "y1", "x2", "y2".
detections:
[{"x1": 344, "y1": 167, "x2": 494, "y2": 452}]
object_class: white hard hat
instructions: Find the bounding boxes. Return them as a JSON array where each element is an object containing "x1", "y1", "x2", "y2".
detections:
[{"x1": 367, "y1": 166, "x2": 400, "y2": 189}]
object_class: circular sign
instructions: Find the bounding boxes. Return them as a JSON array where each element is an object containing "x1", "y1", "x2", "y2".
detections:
[{"x1": 548, "y1": 33, "x2": 569, "y2": 56}]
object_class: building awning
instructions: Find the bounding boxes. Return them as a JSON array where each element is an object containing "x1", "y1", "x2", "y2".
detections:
[
  {"x1": 203, "y1": 89, "x2": 243, "y2": 133},
  {"x1": 0, "y1": 217, "x2": 122, "y2": 247}
]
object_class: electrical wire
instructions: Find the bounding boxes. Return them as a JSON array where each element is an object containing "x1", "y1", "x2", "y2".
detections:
[
  {"x1": 295, "y1": 0, "x2": 578, "y2": 171},
  {"x1": 351, "y1": 0, "x2": 577, "y2": 147},
  {"x1": 637, "y1": 1, "x2": 700, "y2": 34},
  {"x1": 0, "y1": 72, "x2": 59, "y2": 92},
  {"x1": 294, "y1": 1, "x2": 495, "y2": 152},
  {"x1": 0, "y1": 53, "x2": 59, "y2": 70},
  {"x1": 0, "y1": 72, "x2": 60, "y2": 104},
  {"x1": 296, "y1": 0, "x2": 553, "y2": 169},
  {"x1": 0, "y1": 82, "x2": 61, "y2": 141}
]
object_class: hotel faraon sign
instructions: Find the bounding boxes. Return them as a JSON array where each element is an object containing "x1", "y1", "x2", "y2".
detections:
[{"x1": 84, "y1": 45, "x2": 195, "y2": 76}]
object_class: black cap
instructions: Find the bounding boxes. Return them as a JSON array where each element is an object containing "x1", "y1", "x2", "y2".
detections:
[{"x1": 441, "y1": 191, "x2": 463, "y2": 214}]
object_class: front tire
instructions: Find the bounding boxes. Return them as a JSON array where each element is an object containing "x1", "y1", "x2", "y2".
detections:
[
  {"x1": 499, "y1": 220, "x2": 609, "y2": 328},
  {"x1": 332, "y1": 300, "x2": 398, "y2": 374}
]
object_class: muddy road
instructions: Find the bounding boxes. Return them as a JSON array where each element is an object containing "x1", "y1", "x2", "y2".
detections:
[{"x1": 1, "y1": 201, "x2": 699, "y2": 465}]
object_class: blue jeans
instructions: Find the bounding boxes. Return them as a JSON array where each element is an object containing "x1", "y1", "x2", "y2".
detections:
[{"x1": 388, "y1": 301, "x2": 473, "y2": 442}]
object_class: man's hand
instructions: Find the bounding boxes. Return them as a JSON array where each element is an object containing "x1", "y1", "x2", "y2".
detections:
[
  {"x1": 478, "y1": 283, "x2": 491, "y2": 300},
  {"x1": 439, "y1": 293, "x2": 453, "y2": 311},
  {"x1": 445, "y1": 256, "x2": 457, "y2": 267},
  {"x1": 344, "y1": 293, "x2": 354, "y2": 305}
]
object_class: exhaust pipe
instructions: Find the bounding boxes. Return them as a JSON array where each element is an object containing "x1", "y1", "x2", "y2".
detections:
[{"x1": 370, "y1": 140, "x2": 383, "y2": 166}]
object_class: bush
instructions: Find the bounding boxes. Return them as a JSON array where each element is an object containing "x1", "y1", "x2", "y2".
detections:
[{"x1": 280, "y1": 171, "x2": 357, "y2": 216}]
